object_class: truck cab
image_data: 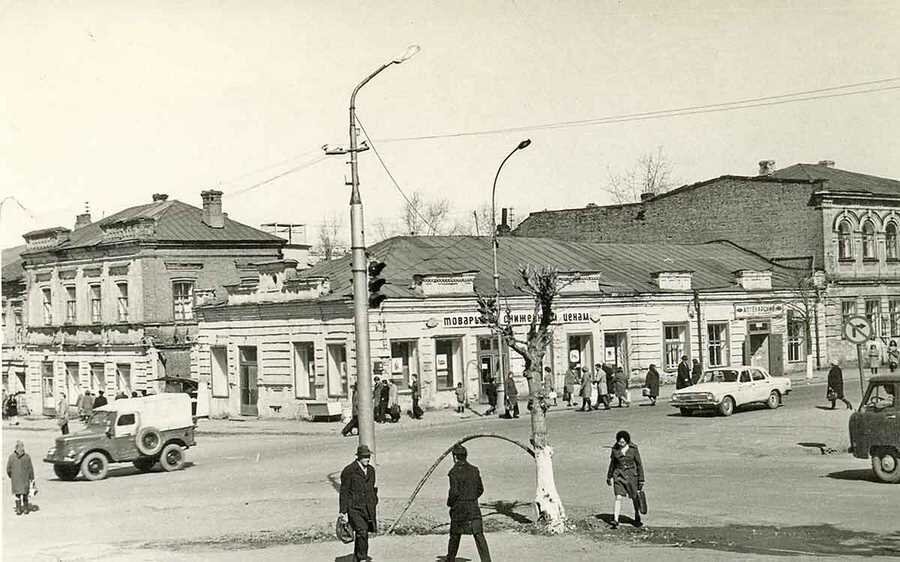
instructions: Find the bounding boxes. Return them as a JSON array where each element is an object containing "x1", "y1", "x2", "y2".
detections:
[{"x1": 849, "y1": 375, "x2": 900, "y2": 483}]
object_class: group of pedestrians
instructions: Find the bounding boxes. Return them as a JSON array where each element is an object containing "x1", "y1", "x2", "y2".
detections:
[
  {"x1": 560, "y1": 362, "x2": 638, "y2": 411},
  {"x1": 341, "y1": 375, "x2": 424, "y2": 438}
]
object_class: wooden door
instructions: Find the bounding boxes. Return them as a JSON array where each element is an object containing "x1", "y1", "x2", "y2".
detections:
[{"x1": 239, "y1": 346, "x2": 258, "y2": 416}]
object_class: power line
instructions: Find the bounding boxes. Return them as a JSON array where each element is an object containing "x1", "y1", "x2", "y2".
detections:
[
  {"x1": 229, "y1": 155, "x2": 328, "y2": 197},
  {"x1": 215, "y1": 148, "x2": 324, "y2": 188}
]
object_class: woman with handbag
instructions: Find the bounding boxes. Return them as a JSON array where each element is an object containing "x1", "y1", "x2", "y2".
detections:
[
  {"x1": 605, "y1": 430, "x2": 645, "y2": 529},
  {"x1": 827, "y1": 360, "x2": 853, "y2": 410},
  {"x1": 643, "y1": 364, "x2": 660, "y2": 406}
]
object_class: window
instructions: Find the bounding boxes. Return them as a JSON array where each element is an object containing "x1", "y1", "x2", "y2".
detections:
[
  {"x1": 863, "y1": 382, "x2": 897, "y2": 410},
  {"x1": 326, "y1": 343, "x2": 348, "y2": 398},
  {"x1": 13, "y1": 309, "x2": 22, "y2": 340},
  {"x1": 707, "y1": 323, "x2": 728, "y2": 367},
  {"x1": 891, "y1": 300, "x2": 900, "y2": 338},
  {"x1": 173, "y1": 281, "x2": 195, "y2": 321},
  {"x1": 837, "y1": 221, "x2": 853, "y2": 260},
  {"x1": 751, "y1": 368, "x2": 766, "y2": 381},
  {"x1": 887, "y1": 223, "x2": 898, "y2": 260},
  {"x1": 90, "y1": 363, "x2": 105, "y2": 391},
  {"x1": 390, "y1": 340, "x2": 419, "y2": 390},
  {"x1": 117, "y1": 414, "x2": 136, "y2": 426},
  {"x1": 787, "y1": 317, "x2": 805, "y2": 362},
  {"x1": 866, "y1": 300, "x2": 881, "y2": 337},
  {"x1": 116, "y1": 364, "x2": 132, "y2": 396},
  {"x1": 663, "y1": 324, "x2": 687, "y2": 370},
  {"x1": 435, "y1": 337, "x2": 462, "y2": 390},
  {"x1": 41, "y1": 288, "x2": 53, "y2": 325},
  {"x1": 567, "y1": 334, "x2": 594, "y2": 369},
  {"x1": 89, "y1": 284, "x2": 102, "y2": 323},
  {"x1": 740, "y1": 370, "x2": 751, "y2": 383},
  {"x1": 210, "y1": 347, "x2": 229, "y2": 398},
  {"x1": 65, "y1": 286, "x2": 76, "y2": 323},
  {"x1": 116, "y1": 282, "x2": 129, "y2": 322},
  {"x1": 293, "y1": 342, "x2": 316, "y2": 399},
  {"x1": 862, "y1": 221, "x2": 876, "y2": 259},
  {"x1": 842, "y1": 300, "x2": 857, "y2": 327}
]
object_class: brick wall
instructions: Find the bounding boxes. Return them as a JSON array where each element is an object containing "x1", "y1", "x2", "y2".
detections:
[{"x1": 515, "y1": 177, "x2": 824, "y2": 263}]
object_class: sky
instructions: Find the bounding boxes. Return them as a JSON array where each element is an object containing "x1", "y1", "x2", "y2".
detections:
[{"x1": 2, "y1": 0, "x2": 899, "y2": 250}]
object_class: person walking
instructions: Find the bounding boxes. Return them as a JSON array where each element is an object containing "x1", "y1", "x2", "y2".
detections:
[
  {"x1": 7, "y1": 440, "x2": 35, "y2": 516},
  {"x1": 484, "y1": 376, "x2": 498, "y2": 416},
  {"x1": 888, "y1": 340, "x2": 899, "y2": 373},
  {"x1": 827, "y1": 360, "x2": 853, "y2": 410},
  {"x1": 455, "y1": 382, "x2": 466, "y2": 414},
  {"x1": 606, "y1": 430, "x2": 645, "y2": 529},
  {"x1": 504, "y1": 373, "x2": 519, "y2": 418},
  {"x1": 563, "y1": 365, "x2": 577, "y2": 407},
  {"x1": 93, "y1": 390, "x2": 108, "y2": 409},
  {"x1": 339, "y1": 445, "x2": 378, "y2": 562},
  {"x1": 56, "y1": 393, "x2": 70, "y2": 435},
  {"x1": 5, "y1": 392, "x2": 18, "y2": 426},
  {"x1": 643, "y1": 364, "x2": 660, "y2": 406},
  {"x1": 614, "y1": 367, "x2": 630, "y2": 408},
  {"x1": 579, "y1": 367, "x2": 594, "y2": 411},
  {"x1": 543, "y1": 366, "x2": 557, "y2": 407},
  {"x1": 691, "y1": 359, "x2": 703, "y2": 385},
  {"x1": 341, "y1": 384, "x2": 359, "y2": 437},
  {"x1": 387, "y1": 379, "x2": 400, "y2": 422},
  {"x1": 372, "y1": 377, "x2": 384, "y2": 423},
  {"x1": 379, "y1": 378, "x2": 390, "y2": 423},
  {"x1": 445, "y1": 444, "x2": 492, "y2": 562},
  {"x1": 868, "y1": 343, "x2": 881, "y2": 376},
  {"x1": 79, "y1": 390, "x2": 94, "y2": 422},
  {"x1": 594, "y1": 363, "x2": 611, "y2": 410},
  {"x1": 676, "y1": 356, "x2": 692, "y2": 389},
  {"x1": 410, "y1": 375, "x2": 423, "y2": 419}
]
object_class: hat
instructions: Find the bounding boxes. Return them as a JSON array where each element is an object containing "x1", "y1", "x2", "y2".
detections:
[
  {"x1": 356, "y1": 445, "x2": 372, "y2": 458},
  {"x1": 451, "y1": 444, "x2": 468, "y2": 459},
  {"x1": 830, "y1": 359, "x2": 839, "y2": 366}
]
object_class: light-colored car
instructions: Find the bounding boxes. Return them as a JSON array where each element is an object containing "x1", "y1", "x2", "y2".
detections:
[{"x1": 670, "y1": 365, "x2": 792, "y2": 416}]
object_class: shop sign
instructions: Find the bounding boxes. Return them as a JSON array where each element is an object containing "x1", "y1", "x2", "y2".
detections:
[
  {"x1": 441, "y1": 310, "x2": 595, "y2": 328},
  {"x1": 734, "y1": 302, "x2": 784, "y2": 319}
]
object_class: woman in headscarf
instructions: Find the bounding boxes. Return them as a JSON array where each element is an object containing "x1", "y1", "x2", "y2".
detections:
[
  {"x1": 643, "y1": 364, "x2": 660, "y2": 406},
  {"x1": 7, "y1": 440, "x2": 35, "y2": 516},
  {"x1": 614, "y1": 367, "x2": 630, "y2": 408},
  {"x1": 605, "y1": 430, "x2": 645, "y2": 529}
]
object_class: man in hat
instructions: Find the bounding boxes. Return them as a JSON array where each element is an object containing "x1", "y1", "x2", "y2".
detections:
[
  {"x1": 339, "y1": 445, "x2": 378, "y2": 562},
  {"x1": 446, "y1": 444, "x2": 491, "y2": 562},
  {"x1": 7, "y1": 440, "x2": 34, "y2": 516}
]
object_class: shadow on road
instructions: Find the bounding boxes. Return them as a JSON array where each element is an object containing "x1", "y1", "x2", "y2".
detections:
[
  {"x1": 479, "y1": 500, "x2": 532, "y2": 524},
  {"x1": 825, "y1": 469, "x2": 882, "y2": 483},
  {"x1": 327, "y1": 471, "x2": 342, "y2": 493}
]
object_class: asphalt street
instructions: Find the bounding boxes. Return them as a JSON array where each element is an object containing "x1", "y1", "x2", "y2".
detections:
[{"x1": 3, "y1": 379, "x2": 898, "y2": 561}]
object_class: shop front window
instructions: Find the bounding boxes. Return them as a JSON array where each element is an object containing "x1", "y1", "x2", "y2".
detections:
[
  {"x1": 326, "y1": 343, "x2": 348, "y2": 398},
  {"x1": 787, "y1": 317, "x2": 805, "y2": 362},
  {"x1": 390, "y1": 340, "x2": 418, "y2": 390},
  {"x1": 707, "y1": 323, "x2": 728, "y2": 367},
  {"x1": 663, "y1": 324, "x2": 688, "y2": 370},
  {"x1": 293, "y1": 342, "x2": 316, "y2": 399},
  {"x1": 435, "y1": 337, "x2": 462, "y2": 390},
  {"x1": 567, "y1": 334, "x2": 594, "y2": 369}
]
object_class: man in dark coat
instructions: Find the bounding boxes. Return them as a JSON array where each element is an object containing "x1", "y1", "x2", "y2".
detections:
[
  {"x1": 379, "y1": 379, "x2": 390, "y2": 423},
  {"x1": 93, "y1": 390, "x2": 108, "y2": 409},
  {"x1": 484, "y1": 376, "x2": 498, "y2": 415},
  {"x1": 372, "y1": 377, "x2": 384, "y2": 423},
  {"x1": 410, "y1": 375, "x2": 423, "y2": 419},
  {"x1": 339, "y1": 445, "x2": 378, "y2": 562},
  {"x1": 446, "y1": 445, "x2": 491, "y2": 562},
  {"x1": 676, "y1": 356, "x2": 692, "y2": 389},
  {"x1": 643, "y1": 364, "x2": 660, "y2": 406},
  {"x1": 827, "y1": 360, "x2": 853, "y2": 410},
  {"x1": 7, "y1": 440, "x2": 34, "y2": 516},
  {"x1": 503, "y1": 373, "x2": 519, "y2": 418},
  {"x1": 691, "y1": 359, "x2": 703, "y2": 385},
  {"x1": 341, "y1": 384, "x2": 359, "y2": 437}
]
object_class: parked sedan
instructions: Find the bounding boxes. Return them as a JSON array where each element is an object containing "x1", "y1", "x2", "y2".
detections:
[{"x1": 671, "y1": 366, "x2": 792, "y2": 416}]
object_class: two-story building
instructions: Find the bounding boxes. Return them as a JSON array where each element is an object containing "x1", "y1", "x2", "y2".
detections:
[
  {"x1": 194, "y1": 235, "x2": 805, "y2": 419},
  {"x1": 514, "y1": 161, "x2": 900, "y2": 367},
  {"x1": 19, "y1": 191, "x2": 284, "y2": 415}
]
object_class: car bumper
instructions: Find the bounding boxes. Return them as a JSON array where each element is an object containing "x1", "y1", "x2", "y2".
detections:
[
  {"x1": 670, "y1": 400, "x2": 720, "y2": 410},
  {"x1": 44, "y1": 448, "x2": 82, "y2": 465}
]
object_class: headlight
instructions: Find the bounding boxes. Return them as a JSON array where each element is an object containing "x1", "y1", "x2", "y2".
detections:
[
  {"x1": 705, "y1": 393, "x2": 716, "y2": 400},
  {"x1": 64, "y1": 449, "x2": 77, "y2": 459}
]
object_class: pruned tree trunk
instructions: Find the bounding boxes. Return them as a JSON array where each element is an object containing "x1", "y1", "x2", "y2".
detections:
[{"x1": 526, "y1": 369, "x2": 566, "y2": 532}]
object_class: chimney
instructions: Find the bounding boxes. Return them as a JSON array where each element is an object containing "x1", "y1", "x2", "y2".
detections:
[
  {"x1": 201, "y1": 190, "x2": 225, "y2": 229},
  {"x1": 152, "y1": 193, "x2": 169, "y2": 202},
  {"x1": 640, "y1": 192, "x2": 654, "y2": 202},
  {"x1": 74, "y1": 202, "x2": 91, "y2": 230},
  {"x1": 818, "y1": 160, "x2": 835, "y2": 168},
  {"x1": 496, "y1": 207, "x2": 512, "y2": 237},
  {"x1": 758, "y1": 160, "x2": 776, "y2": 176}
]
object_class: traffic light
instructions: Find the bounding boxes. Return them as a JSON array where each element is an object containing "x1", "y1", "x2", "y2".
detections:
[{"x1": 368, "y1": 260, "x2": 387, "y2": 308}]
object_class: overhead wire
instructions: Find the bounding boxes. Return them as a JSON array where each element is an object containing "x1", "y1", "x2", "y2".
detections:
[{"x1": 229, "y1": 155, "x2": 329, "y2": 197}]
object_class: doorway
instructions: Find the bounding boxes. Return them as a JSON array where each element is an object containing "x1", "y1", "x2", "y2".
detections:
[
  {"x1": 41, "y1": 362, "x2": 55, "y2": 415},
  {"x1": 743, "y1": 319, "x2": 784, "y2": 375},
  {"x1": 477, "y1": 336, "x2": 508, "y2": 403},
  {"x1": 567, "y1": 334, "x2": 593, "y2": 370},
  {"x1": 238, "y1": 346, "x2": 258, "y2": 416},
  {"x1": 604, "y1": 332, "x2": 629, "y2": 372}
]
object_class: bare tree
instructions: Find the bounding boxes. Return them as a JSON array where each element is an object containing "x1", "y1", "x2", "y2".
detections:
[
  {"x1": 403, "y1": 191, "x2": 458, "y2": 235},
  {"x1": 606, "y1": 147, "x2": 675, "y2": 204},
  {"x1": 467, "y1": 204, "x2": 494, "y2": 236},
  {"x1": 784, "y1": 269, "x2": 828, "y2": 370},
  {"x1": 318, "y1": 213, "x2": 344, "y2": 261},
  {"x1": 475, "y1": 265, "x2": 568, "y2": 533}
]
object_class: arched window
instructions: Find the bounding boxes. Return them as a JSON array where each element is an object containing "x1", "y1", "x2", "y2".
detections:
[
  {"x1": 862, "y1": 221, "x2": 876, "y2": 259},
  {"x1": 887, "y1": 223, "x2": 898, "y2": 260},
  {"x1": 838, "y1": 221, "x2": 853, "y2": 260}
]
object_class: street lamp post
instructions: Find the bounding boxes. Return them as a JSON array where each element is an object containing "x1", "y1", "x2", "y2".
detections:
[
  {"x1": 326, "y1": 45, "x2": 420, "y2": 458},
  {"x1": 491, "y1": 139, "x2": 531, "y2": 417}
]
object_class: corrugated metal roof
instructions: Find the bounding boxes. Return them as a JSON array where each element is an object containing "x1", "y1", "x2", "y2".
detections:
[
  {"x1": 300, "y1": 235, "x2": 801, "y2": 301},
  {"x1": 771, "y1": 164, "x2": 900, "y2": 195},
  {"x1": 1, "y1": 245, "x2": 26, "y2": 284}
]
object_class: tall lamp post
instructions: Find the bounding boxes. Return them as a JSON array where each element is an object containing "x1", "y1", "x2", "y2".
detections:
[
  {"x1": 325, "y1": 45, "x2": 420, "y2": 458},
  {"x1": 491, "y1": 139, "x2": 531, "y2": 417}
]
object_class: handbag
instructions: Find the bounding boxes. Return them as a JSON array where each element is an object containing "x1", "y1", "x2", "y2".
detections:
[
  {"x1": 826, "y1": 387, "x2": 837, "y2": 402},
  {"x1": 29, "y1": 480, "x2": 38, "y2": 497},
  {"x1": 637, "y1": 489, "x2": 648, "y2": 515},
  {"x1": 335, "y1": 516, "x2": 354, "y2": 544},
  {"x1": 641, "y1": 387, "x2": 650, "y2": 397}
]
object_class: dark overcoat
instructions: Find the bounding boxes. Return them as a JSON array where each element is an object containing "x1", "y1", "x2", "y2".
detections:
[
  {"x1": 339, "y1": 461, "x2": 378, "y2": 532},
  {"x1": 505, "y1": 377, "x2": 518, "y2": 399},
  {"x1": 7, "y1": 451, "x2": 34, "y2": 495},
  {"x1": 827, "y1": 366, "x2": 845, "y2": 398},
  {"x1": 447, "y1": 461, "x2": 485, "y2": 535},
  {"x1": 606, "y1": 444, "x2": 644, "y2": 500},
  {"x1": 644, "y1": 367, "x2": 660, "y2": 398},
  {"x1": 5, "y1": 396, "x2": 17, "y2": 417},
  {"x1": 676, "y1": 361, "x2": 692, "y2": 389}
]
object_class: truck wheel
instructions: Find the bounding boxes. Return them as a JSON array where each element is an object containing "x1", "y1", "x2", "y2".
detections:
[
  {"x1": 871, "y1": 449, "x2": 900, "y2": 483},
  {"x1": 133, "y1": 458, "x2": 156, "y2": 472},
  {"x1": 81, "y1": 452, "x2": 109, "y2": 481},
  {"x1": 159, "y1": 443, "x2": 186, "y2": 472},
  {"x1": 767, "y1": 391, "x2": 781, "y2": 409},
  {"x1": 53, "y1": 463, "x2": 79, "y2": 481},
  {"x1": 679, "y1": 408, "x2": 693, "y2": 416},
  {"x1": 136, "y1": 426, "x2": 163, "y2": 456},
  {"x1": 719, "y1": 396, "x2": 735, "y2": 417}
]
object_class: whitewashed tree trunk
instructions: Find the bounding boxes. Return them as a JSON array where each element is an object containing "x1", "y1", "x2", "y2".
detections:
[{"x1": 533, "y1": 445, "x2": 566, "y2": 533}]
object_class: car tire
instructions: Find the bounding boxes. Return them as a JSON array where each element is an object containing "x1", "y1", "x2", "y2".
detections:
[
  {"x1": 767, "y1": 391, "x2": 781, "y2": 409},
  {"x1": 53, "y1": 463, "x2": 79, "y2": 481},
  {"x1": 136, "y1": 426, "x2": 164, "y2": 456},
  {"x1": 871, "y1": 448, "x2": 900, "y2": 484},
  {"x1": 679, "y1": 408, "x2": 693, "y2": 416},
  {"x1": 133, "y1": 458, "x2": 156, "y2": 472},
  {"x1": 159, "y1": 443, "x2": 186, "y2": 472},
  {"x1": 80, "y1": 451, "x2": 109, "y2": 481},
  {"x1": 719, "y1": 396, "x2": 735, "y2": 417}
]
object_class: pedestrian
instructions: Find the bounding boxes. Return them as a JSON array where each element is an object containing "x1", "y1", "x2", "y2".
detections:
[
  {"x1": 604, "y1": 363, "x2": 616, "y2": 405},
  {"x1": 606, "y1": 430, "x2": 645, "y2": 529},
  {"x1": 691, "y1": 359, "x2": 703, "y2": 385},
  {"x1": 338, "y1": 445, "x2": 378, "y2": 562},
  {"x1": 594, "y1": 363, "x2": 610, "y2": 410},
  {"x1": 579, "y1": 367, "x2": 594, "y2": 411},
  {"x1": 543, "y1": 366, "x2": 557, "y2": 407},
  {"x1": 614, "y1": 367, "x2": 630, "y2": 408},
  {"x1": 131, "y1": 391, "x2": 139, "y2": 398},
  {"x1": 5, "y1": 392, "x2": 19, "y2": 426},
  {"x1": 341, "y1": 384, "x2": 359, "y2": 437},
  {"x1": 387, "y1": 379, "x2": 400, "y2": 422},
  {"x1": 445, "y1": 444, "x2": 492, "y2": 562},
  {"x1": 868, "y1": 343, "x2": 881, "y2": 375},
  {"x1": 379, "y1": 377, "x2": 390, "y2": 422},
  {"x1": 889, "y1": 340, "x2": 899, "y2": 373},
  {"x1": 676, "y1": 356, "x2": 692, "y2": 389},
  {"x1": 79, "y1": 390, "x2": 94, "y2": 422},
  {"x1": 643, "y1": 364, "x2": 660, "y2": 406},
  {"x1": 56, "y1": 393, "x2": 69, "y2": 435},
  {"x1": 410, "y1": 374, "x2": 423, "y2": 419},
  {"x1": 504, "y1": 373, "x2": 519, "y2": 418},
  {"x1": 563, "y1": 365, "x2": 577, "y2": 407},
  {"x1": 1, "y1": 388, "x2": 7, "y2": 420},
  {"x1": 455, "y1": 382, "x2": 466, "y2": 414},
  {"x1": 93, "y1": 390, "x2": 108, "y2": 409},
  {"x1": 7, "y1": 440, "x2": 35, "y2": 516},
  {"x1": 372, "y1": 377, "x2": 384, "y2": 423},
  {"x1": 115, "y1": 390, "x2": 128, "y2": 400},
  {"x1": 827, "y1": 359, "x2": 853, "y2": 410},
  {"x1": 484, "y1": 376, "x2": 497, "y2": 415}
]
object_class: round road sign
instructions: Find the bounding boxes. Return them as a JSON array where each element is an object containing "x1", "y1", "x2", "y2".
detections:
[{"x1": 843, "y1": 315, "x2": 873, "y2": 344}]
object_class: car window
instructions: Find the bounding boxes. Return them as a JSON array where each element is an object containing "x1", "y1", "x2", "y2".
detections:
[
  {"x1": 703, "y1": 370, "x2": 738, "y2": 383},
  {"x1": 740, "y1": 370, "x2": 751, "y2": 383},
  {"x1": 117, "y1": 413, "x2": 136, "y2": 426},
  {"x1": 864, "y1": 383, "x2": 897, "y2": 410},
  {"x1": 751, "y1": 369, "x2": 766, "y2": 381}
]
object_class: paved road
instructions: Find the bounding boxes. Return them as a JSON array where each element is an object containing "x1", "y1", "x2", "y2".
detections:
[{"x1": 3, "y1": 380, "x2": 897, "y2": 560}]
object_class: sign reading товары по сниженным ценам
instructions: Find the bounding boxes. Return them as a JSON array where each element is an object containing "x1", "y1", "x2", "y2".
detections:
[{"x1": 442, "y1": 310, "x2": 595, "y2": 328}]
